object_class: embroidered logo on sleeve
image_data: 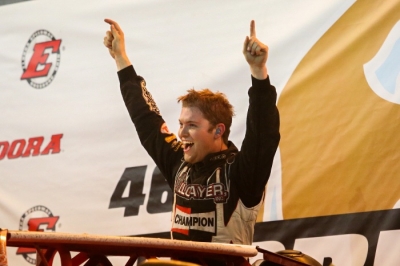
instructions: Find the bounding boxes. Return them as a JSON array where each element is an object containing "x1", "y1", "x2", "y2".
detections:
[
  {"x1": 140, "y1": 80, "x2": 160, "y2": 115},
  {"x1": 161, "y1": 123, "x2": 171, "y2": 134},
  {"x1": 163, "y1": 127, "x2": 182, "y2": 151},
  {"x1": 172, "y1": 205, "x2": 216, "y2": 235}
]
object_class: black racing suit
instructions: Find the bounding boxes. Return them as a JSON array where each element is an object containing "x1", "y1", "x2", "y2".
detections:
[{"x1": 118, "y1": 65, "x2": 280, "y2": 245}]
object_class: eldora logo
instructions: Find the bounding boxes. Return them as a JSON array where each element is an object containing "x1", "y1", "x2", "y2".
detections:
[
  {"x1": 20, "y1": 29, "x2": 62, "y2": 89},
  {"x1": 0, "y1": 134, "x2": 63, "y2": 160},
  {"x1": 17, "y1": 205, "x2": 60, "y2": 265}
]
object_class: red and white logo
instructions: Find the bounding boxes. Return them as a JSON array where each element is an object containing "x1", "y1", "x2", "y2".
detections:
[
  {"x1": 0, "y1": 134, "x2": 63, "y2": 160},
  {"x1": 172, "y1": 205, "x2": 215, "y2": 235},
  {"x1": 21, "y1": 29, "x2": 62, "y2": 89},
  {"x1": 17, "y1": 205, "x2": 60, "y2": 264}
]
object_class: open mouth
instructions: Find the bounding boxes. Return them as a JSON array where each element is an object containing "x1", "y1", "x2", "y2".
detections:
[{"x1": 182, "y1": 141, "x2": 194, "y2": 152}]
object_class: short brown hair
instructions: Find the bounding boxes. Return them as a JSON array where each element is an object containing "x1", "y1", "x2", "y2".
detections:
[{"x1": 177, "y1": 89, "x2": 234, "y2": 145}]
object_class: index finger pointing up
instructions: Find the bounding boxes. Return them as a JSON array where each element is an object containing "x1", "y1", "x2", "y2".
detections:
[
  {"x1": 104, "y1": 18, "x2": 122, "y2": 33},
  {"x1": 250, "y1": 20, "x2": 256, "y2": 37}
]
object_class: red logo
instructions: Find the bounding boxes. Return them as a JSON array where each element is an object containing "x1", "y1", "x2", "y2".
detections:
[
  {"x1": 21, "y1": 30, "x2": 62, "y2": 89},
  {"x1": 17, "y1": 206, "x2": 60, "y2": 264},
  {"x1": 0, "y1": 134, "x2": 63, "y2": 160}
]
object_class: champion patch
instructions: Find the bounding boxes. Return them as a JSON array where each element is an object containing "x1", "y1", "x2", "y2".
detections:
[{"x1": 172, "y1": 205, "x2": 215, "y2": 235}]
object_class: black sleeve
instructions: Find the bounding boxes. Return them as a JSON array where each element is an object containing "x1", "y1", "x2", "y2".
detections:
[
  {"x1": 233, "y1": 75, "x2": 280, "y2": 207},
  {"x1": 118, "y1": 65, "x2": 183, "y2": 188}
]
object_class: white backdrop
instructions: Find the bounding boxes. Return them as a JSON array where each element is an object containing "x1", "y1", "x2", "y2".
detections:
[{"x1": 1, "y1": 0, "x2": 399, "y2": 265}]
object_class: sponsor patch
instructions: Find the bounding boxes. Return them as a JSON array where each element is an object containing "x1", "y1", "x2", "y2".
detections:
[
  {"x1": 175, "y1": 177, "x2": 229, "y2": 204},
  {"x1": 161, "y1": 123, "x2": 171, "y2": 134},
  {"x1": 141, "y1": 80, "x2": 160, "y2": 115},
  {"x1": 163, "y1": 131, "x2": 182, "y2": 151},
  {"x1": 172, "y1": 205, "x2": 215, "y2": 235}
]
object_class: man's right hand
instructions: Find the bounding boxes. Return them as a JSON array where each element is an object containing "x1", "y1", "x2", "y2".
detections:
[{"x1": 104, "y1": 19, "x2": 131, "y2": 70}]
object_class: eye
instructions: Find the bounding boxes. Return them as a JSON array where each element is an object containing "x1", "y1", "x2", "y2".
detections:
[{"x1": 189, "y1": 123, "x2": 197, "y2": 128}]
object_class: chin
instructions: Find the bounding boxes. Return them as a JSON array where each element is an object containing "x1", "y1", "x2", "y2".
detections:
[
  {"x1": 183, "y1": 155, "x2": 192, "y2": 163},
  {"x1": 183, "y1": 155, "x2": 198, "y2": 164}
]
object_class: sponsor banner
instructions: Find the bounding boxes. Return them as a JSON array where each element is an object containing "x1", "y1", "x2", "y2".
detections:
[{"x1": 277, "y1": 0, "x2": 400, "y2": 219}]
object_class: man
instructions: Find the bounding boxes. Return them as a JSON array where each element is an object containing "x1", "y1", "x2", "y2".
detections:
[{"x1": 103, "y1": 19, "x2": 280, "y2": 245}]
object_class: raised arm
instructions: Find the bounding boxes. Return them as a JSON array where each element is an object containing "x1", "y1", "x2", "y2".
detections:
[
  {"x1": 103, "y1": 18, "x2": 132, "y2": 71},
  {"x1": 242, "y1": 20, "x2": 268, "y2": 80},
  {"x1": 234, "y1": 20, "x2": 280, "y2": 207}
]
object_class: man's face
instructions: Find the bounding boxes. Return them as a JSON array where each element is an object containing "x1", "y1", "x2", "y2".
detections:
[{"x1": 178, "y1": 106, "x2": 218, "y2": 164}]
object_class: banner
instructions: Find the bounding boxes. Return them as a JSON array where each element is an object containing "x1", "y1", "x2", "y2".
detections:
[{"x1": 1, "y1": 0, "x2": 399, "y2": 265}]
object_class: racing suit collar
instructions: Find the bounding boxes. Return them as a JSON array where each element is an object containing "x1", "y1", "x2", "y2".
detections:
[{"x1": 190, "y1": 141, "x2": 238, "y2": 171}]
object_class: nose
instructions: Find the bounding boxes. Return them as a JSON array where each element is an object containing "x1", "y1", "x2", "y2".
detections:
[{"x1": 179, "y1": 125, "x2": 189, "y2": 138}]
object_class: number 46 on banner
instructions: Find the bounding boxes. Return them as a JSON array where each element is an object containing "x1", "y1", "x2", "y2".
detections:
[{"x1": 109, "y1": 166, "x2": 173, "y2": 216}]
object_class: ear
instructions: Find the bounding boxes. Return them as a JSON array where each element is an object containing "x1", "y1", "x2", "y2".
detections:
[{"x1": 214, "y1": 123, "x2": 225, "y2": 138}]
